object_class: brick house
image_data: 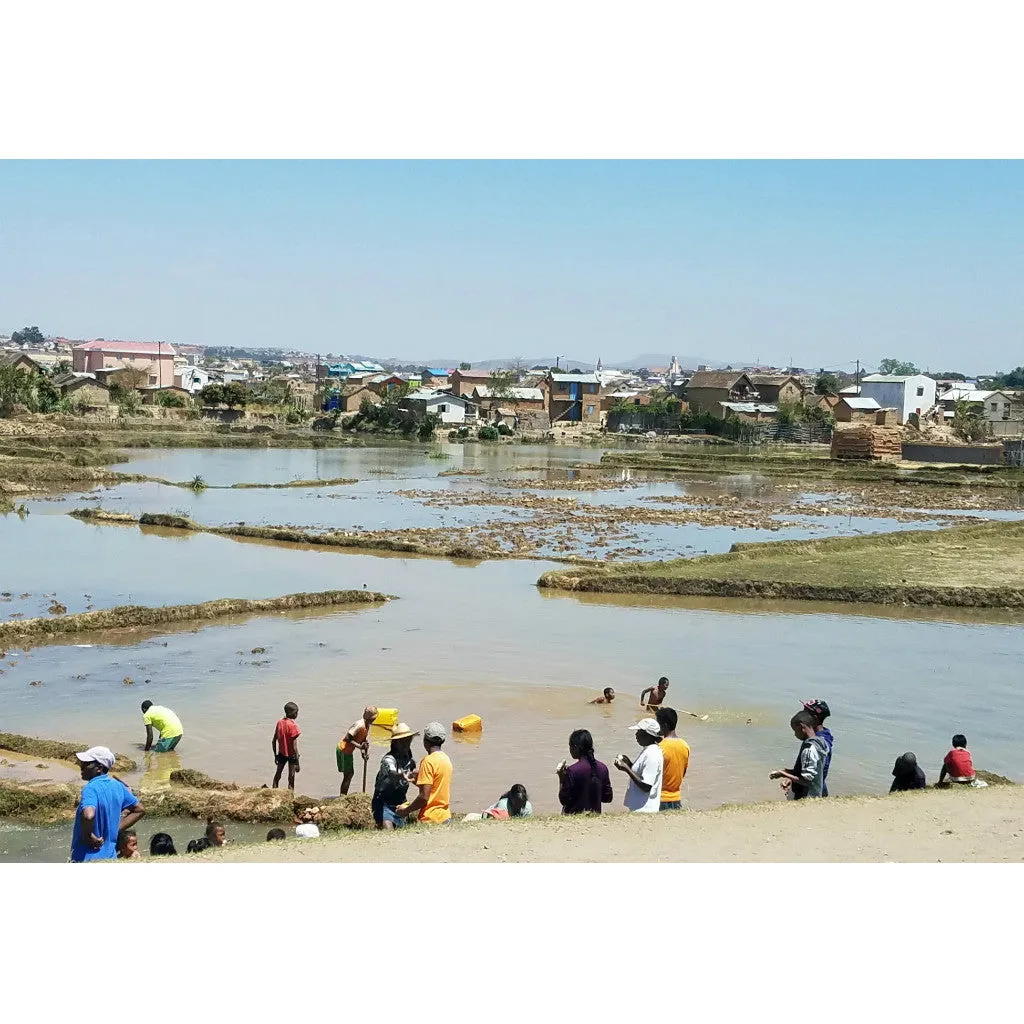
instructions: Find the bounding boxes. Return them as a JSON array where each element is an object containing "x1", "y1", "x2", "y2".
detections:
[
  {"x1": 52, "y1": 373, "x2": 110, "y2": 407},
  {"x1": 546, "y1": 373, "x2": 602, "y2": 425},
  {"x1": 73, "y1": 340, "x2": 176, "y2": 387},
  {"x1": 449, "y1": 369, "x2": 495, "y2": 397},
  {"x1": 747, "y1": 374, "x2": 806, "y2": 405}
]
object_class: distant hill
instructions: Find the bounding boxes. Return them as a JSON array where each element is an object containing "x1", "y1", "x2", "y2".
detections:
[{"x1": 610, "y1": 352, "x2": 729, "y2": 370}]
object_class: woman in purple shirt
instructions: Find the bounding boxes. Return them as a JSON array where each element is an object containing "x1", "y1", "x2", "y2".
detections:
[{"x1": 557, "y1": 729, "x2": 613, "y2": 814}]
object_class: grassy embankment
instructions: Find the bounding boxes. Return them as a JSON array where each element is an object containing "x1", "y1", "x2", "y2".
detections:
[
  {"x1": 538, "y1": 518, "x2": 1024, "y2": 607},
  {"x1": 600, "y1": 448, "x2": 1024, "y2": 488},
  {"x1": 0, "y1": 588, "x2": 393, "y2": 645}
]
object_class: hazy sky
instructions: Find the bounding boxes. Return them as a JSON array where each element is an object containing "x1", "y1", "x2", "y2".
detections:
[{"x1": 1, "y1": 160, "x2": 1021, "y2": 371}]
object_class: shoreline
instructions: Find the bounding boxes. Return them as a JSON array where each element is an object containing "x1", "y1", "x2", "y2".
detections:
[{"x1": 210, "y1": 785, "x2": 1024, "y2": 863}]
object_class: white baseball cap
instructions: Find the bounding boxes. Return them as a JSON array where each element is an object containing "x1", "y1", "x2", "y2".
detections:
[
  {"x1": 75, "y1": 746, "x2": 116, "y2": 769},
  {"x1": 629, "y1": 719, "x2": 662, "y2": 738}
]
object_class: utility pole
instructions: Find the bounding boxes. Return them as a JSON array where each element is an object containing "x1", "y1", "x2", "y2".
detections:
[{"x1": 856, "y1": 359, "x2": 861, "y2": 392}]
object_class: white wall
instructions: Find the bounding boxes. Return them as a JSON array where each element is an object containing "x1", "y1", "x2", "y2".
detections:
[{"x1": 860, "y1": 375, "x2": 936, "y2": 423}]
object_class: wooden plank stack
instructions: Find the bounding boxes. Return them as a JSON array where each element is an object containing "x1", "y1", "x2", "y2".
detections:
[{"x1": 831, "y1": 424, "x2": 903, "y2": 461}]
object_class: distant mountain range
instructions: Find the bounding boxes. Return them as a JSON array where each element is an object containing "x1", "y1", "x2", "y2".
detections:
[{"x1": 376, "y1": 353, "x2": 731, "y2": 371}]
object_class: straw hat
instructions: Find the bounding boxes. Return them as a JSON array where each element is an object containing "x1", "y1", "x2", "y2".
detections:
[{"x1": 390, "y1": 723, "x2": 419, "y2": 741}]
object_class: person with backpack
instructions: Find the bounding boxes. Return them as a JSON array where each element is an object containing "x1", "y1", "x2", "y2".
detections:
[
  {"x1": 557, "y1": 729, "x2": 613, "y2": 814},
  {"x1": 770, "y1": 711, "x2": 829, "y2": 799}
]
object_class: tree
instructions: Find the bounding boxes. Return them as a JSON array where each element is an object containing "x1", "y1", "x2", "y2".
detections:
[
  {"x1": 814, "y1": 372, "x2": 841, "y2": 395},
  {"x1": 0, "y1": 365, "x2": 36, "y2": 416},
  {"x1": 156, "y1": 390, "x2": 187, "y2": 408},
  {"x1": 198, "y1": 383, "x2": 226, "y2": 406},
  {"x1": 11, "y1": 326, "x2": 44, "y2": 346},
  {"x1": 222, "y1": 381, "x2": 249, "y2": 408},
  {"x1": 878, "y1": 358, "x2": 919, "y2": 375},
  {"x1": 952, "y1": 400, "x2": 988, "y2": 442},
  {"x1": 993, "y1": 366, "x2": 1024, "y2": 390},
  {"x1": 458, "y1": 362, "x2": 472, "y2": 371},
  {"x1": 934, "y1": 370, "x2": 967, "y2": 381},
  {"x1": 487, "y1": 369, "x2": 517, "y2": 399}
]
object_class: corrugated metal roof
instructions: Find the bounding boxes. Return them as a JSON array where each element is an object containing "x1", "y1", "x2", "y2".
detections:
[
  {"x1": 860, "y1": 373, "x2": 927, "y2": 383},
  {"x1": 720, "y1": 401, "x2": 778, "y2": 413},
  {"x1": 74, "y1": 340, "x2": 177, "y2": 356},
  {"x1": 549, "y1": 373, "x2": 600, "y2": 384},
  {"x1": 473, "y1": 386, "x2": 544, "y2": 401},
  {"x1": 840, "y1": 397, "x2": 881, "y2": 410}
]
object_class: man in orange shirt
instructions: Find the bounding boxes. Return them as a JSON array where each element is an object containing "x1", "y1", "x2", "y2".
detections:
[
  {"x1": 396, "y1": 721, "x2": 452, "y2": 824},
  {"x1": 337, "y1": 705, "x2": 379, "y2": 795},
  {"x1": 656, "y1": 707, "x2": 690, "y2": 810}
]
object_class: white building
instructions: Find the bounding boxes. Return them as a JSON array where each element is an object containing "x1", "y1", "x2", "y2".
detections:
[
  {"x1": 401, "y1": 390, "x2": 477, "y2": 424},
  {"x1": 176, "y1": 366, "x2": 211, "y2": 394},
  {"x1": 859, "y1": 374, "x2": 936, "y2": 424}
]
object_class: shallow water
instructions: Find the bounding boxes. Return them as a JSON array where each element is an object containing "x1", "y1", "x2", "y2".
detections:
[{"x1": 2, "y1": 443, "x2": 1023, "y2": 860}]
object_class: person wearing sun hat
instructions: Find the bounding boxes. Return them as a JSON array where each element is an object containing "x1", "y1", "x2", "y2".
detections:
[
  {"x1": 614, "y1": 719, "x2": 664, "y2": 813},
  {"x1": 397, "y1": 722, "x2": 453, "y2": 824},
  {"x1": 371, "y1": 722, "x2": 419, "y2": 829},
  {"x1": 70, "y1": 746, "x2": 146, "y2": 862}
]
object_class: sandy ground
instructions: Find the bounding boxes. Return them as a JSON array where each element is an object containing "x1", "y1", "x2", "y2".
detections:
[{"x1": 213, "y1": 785, "x2": 1024, "y2": 863}]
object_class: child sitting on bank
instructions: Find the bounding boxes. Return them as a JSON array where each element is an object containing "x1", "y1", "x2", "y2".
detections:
[
  {"x1": 938, "y1": 734, "x2": 985, "y2": 786},
  {"x1": 770, "y1": 711, "x2": 829, "y2": 799}
]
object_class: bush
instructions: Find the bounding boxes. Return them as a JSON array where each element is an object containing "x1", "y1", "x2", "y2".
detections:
[
  {"x1": 285, "y1": 409, "x2": 302, "y2": 424},
  {"x1": 478, "y1": 425, "x2": 500, "y2": 441},
  {"x1": 156, "y1": 390, "x2": 187, "y2": 408},
  {"x1": 497, "y1": 422, "x2": 513, "y2": 436},
  {"x1": 457, "y1": 426, "x2": 470, "y2": 439}
]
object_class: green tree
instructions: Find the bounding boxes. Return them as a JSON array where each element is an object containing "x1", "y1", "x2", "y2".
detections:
[
  {"x1": 487, "y1": 369, "x2": 517, "y2": 399},
  {"x1": 951, "y1": 399, "x2": 988, "y2": 442},
  {"x1": 0, "y1": 365, "x2": 36, "y2": 416},
  {"x1": 198, "y1": 383, "x2": 226, "y2": 406},
  {"x1": 156, "y1": 390, "x2": 188, "y2": 408},
  {"x1": 11, "y1": 326, "x2": 45, "y2": 346},
  {"x1": 222, "y1": 382, "x2": 249, "y2": 408},
  {"x1": 878, "y1": 358, "x2": 920, "y2": 375},
  {"x1": 993, "y1": 366, "x2": 1024, "y2": 389},
  {"x1": 814, "y1": 371, "x2": 840, "y2": 395},
  {"x1": 458, "y1": 362, "x2": 472, "y2": 371}
]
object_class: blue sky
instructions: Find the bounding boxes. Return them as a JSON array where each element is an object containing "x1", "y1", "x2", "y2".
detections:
[{"x1": 1, "y1": 160, "x2": 1021, "y2": 371}]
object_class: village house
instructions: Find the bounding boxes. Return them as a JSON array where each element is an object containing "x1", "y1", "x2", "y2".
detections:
[
  {"x1": 981, "y1": 391, "x2": 1024, "y2": 436},
  {"x1": 52, "y1": 373, "x2": 110, "y2": 407},
  {"x1": 337, "y1": 384, "x2": 382, "y2": 414},
  {"x1": 747, "y1": 374, "x2": 806, "y2": 405},
  {"x1": 421, "y1": 368, "x2": 451, "y2": 389},
  {"x1": 72, "y1": 340, "x2": 176, "y2": 387},
  {"x1": 834, "y1": 396, "x2": 882, "y2": 423},
  {"x1": 684, "y1": 371, "x2": 758, "y2": 418},
  {"x1": 367, "y1": 373, "x2": 414, "y2": 396},
  {"x1": 719, "y1": 401, "x2": 778, "y2": 422},
  {"x1": 400, "y1": 390, "x2": 476, "y2": 425},
  {"x1": 449, "y1": 368, "x2": 495, "y2": 397},
  {"x1": 471, "y1": 385, "x2": 547, "y2": 429},
  {"x1": 175, "y1": 366, "x2": 211, "y2": 394},
  {"x1": 0, "y1": 350, "x2": 42, "y2": 375},
  {"x1": 139, "y1": 385, "x2": 192, "y2": 406},
  {"x1": 858, "y1": 373, "x2": 937, "y2": 424},
  {"x1": 804, "y1": 392, "x2": 840, "y2": 413},
  {"x1": 546, "y1": 372, "x2": 602, "y2": 425}
]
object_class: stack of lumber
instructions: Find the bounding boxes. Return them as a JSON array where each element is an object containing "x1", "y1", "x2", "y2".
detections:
[{"x1": 831, "y1": 424, "x2": 902, "y2": 461}]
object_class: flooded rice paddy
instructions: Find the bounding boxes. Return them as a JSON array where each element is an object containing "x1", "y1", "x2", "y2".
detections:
[{"x1": 3, "y1": 443, "x2": 1023, "y2": 860}]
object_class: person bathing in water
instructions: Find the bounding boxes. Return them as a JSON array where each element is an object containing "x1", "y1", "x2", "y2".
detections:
[
  {"x1": 589, "y1": 687, "x2": 615, "y2": 705},
  {"x1": 639, "y1": 677, "x2": 669, "y2": 710}
]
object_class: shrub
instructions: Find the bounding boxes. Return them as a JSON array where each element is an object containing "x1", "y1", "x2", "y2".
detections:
[
  {"x1": 478, "y1": 425, "x2": 500, "y2": 441},
  {"x1": 497, "y1": 422, "x2": 513, "y2": 436},
  {"x1": 156, "y1": 390, "x2": 187, "y2": 408}
]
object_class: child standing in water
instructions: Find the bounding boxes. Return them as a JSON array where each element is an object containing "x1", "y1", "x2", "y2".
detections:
[
  {"x1": 770, "y1": 711, "x2": 829, "y2": 799},
  {"x1": 272, "y1": 702, "x2": 301, "y2": 790}
]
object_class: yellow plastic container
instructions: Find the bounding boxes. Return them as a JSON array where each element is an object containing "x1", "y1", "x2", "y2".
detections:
[
  {"x1": 375, "y1": 708, "x2": 399, "y2": 729},
  {"x1": 453, "y1": 714, "x2": 482, "y2": 733}
]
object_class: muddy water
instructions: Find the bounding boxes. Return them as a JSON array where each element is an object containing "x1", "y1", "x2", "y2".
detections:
[{"x1": 3, "y1": 444, "x2": 1024, "y2": 860}]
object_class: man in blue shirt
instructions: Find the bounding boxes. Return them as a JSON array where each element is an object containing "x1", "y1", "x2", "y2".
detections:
[{"x1": 70, "y1": 746, "x2": 146, "y2": 863}]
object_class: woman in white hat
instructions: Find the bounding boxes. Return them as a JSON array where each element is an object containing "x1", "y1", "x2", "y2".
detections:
[{"x1": 371, "y1": 723, "x2": 419, "y2": 829}]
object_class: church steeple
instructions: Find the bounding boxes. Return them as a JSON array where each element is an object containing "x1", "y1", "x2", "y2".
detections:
[{"x1": 597, "y1": 356, "x2": 603, "y2": 372}]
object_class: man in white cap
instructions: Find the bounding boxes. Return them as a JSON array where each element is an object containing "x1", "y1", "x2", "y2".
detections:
[
  {"x1": 614, "y1": 719, "x2": 664, "y2": 813},
  {"x1": 70, "y1": 747, "x2": 146, "y2": 862},
  {"x1": 397, "y1": 722, "x2": 452, "y2": 824}
]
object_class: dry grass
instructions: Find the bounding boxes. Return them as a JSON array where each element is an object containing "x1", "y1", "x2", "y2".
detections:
[
  {"x1": 0, "y1": 589, "x2": 393, "y2": 644},
  {"x1": 0, "y1": 733, "x2": 136, "y2": 773},
  {"x1": 539, "y1": 519, "x2": 1024, "y2": 607}
]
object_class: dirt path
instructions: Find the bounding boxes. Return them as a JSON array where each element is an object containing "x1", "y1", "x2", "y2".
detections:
[{"x1": 213, "y1": 786, "x2": 1024, "y2": 863}]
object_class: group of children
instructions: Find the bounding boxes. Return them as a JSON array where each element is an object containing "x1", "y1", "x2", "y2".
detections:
[{"x1": 114, "y1": 821, "x2": 226, "y2": 858}]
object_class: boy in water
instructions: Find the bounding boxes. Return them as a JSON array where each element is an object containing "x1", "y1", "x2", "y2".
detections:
[
  {"x1": 938, "y1": 734, "x2": 976, "y2": 785},
  {"x1": 639, "y1": 677, "x2": 669, "y2": 710},
  {"x1": 272, "y1": 702, "x2": 301, "y2": 790},
  {"x1": 801, "y1": 698, "x2": 833, "y2": 796},
  {"x1": 770, "y1": 711, "x2": 829, "y2": 799},
  {"x1": 589, "y1": 687, "x2": 616, "y2": 705},
  {"x1": 338, "y1": 705, "x2": 379, "y2": 795},
  {"x1": 116, "y1": 828, "x2": 140, "y2": 859}
]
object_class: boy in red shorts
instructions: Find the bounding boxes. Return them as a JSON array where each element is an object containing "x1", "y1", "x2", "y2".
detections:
[{"x1": 272, "y1": 702, "x2": 301, "y2": 790}]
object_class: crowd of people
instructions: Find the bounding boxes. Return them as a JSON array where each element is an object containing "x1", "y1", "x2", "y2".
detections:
[{"x1": 64, "y1": 685, "x2": 987, "y2": 861}]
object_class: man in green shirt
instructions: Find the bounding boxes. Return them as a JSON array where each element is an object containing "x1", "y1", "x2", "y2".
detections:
[{"x1": 141, "y1": 700, "x2": 184, "y2": 752}]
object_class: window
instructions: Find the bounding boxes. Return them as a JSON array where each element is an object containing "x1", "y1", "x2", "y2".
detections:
[
  {"x1": 916, "y1": 386, "x2": 924, "y2": 396},
  {"x1": 991, "y1": 403, "x2": 998, "y2": 411},
  {"x1": 559, "y1": 382, "x2": 568, "y2": 392},
  {"x1": 149, "y1": 375, "x2": 157, "y2": 385},
  {"x1": 586, "y1": 405, "x2": 595, "y2": 415},
  {"x1": 438, "y1": 404, "x2": 447, "y2": 413}
]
